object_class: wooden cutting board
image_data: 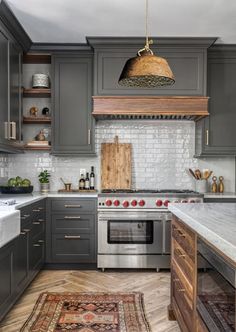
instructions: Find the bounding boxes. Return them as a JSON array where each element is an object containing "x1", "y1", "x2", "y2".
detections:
[{"x1": 101, "y1": 136, "x2": 131, "y2": 190}]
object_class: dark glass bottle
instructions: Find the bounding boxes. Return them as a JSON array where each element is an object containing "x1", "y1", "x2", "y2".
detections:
[
  {"x1": 90, "y1": 166, "x2": 95, "y2": 190},
  {"x1": 79, "y1": 174, "x2": 85, "y2": 190},
  {"x1": 85, "y1": 172, "x2": 90, "y2": 190}
]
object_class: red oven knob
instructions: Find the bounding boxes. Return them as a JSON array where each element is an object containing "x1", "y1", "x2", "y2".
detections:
[
  {"x1": 123, "y1": 200, "x2": 129, "y2": 208},
  {"x1": 105, "y1": 199, "x2": 112, "y2": 206},
  {"x1": 113, "y1": 199, "x2": 120, "y2": 206},
  {"x1": 181, "y1": 199, "x2": 188, "y2": 203},
  {"x1": 131, "y1": 200, "x2": 137, "y2": 207},
  {"x1": 156, "y1": 199, "x2": 163, "y2": 207},
  {"x1": 189, "y1": 199, "x2": 195, "y2": 203},
  {"x1": 139, "y1": 200, "x2": 145, "y2": 207},
  {"x1": 164, "y1": 200, "x2": 170, "y2": 207}
]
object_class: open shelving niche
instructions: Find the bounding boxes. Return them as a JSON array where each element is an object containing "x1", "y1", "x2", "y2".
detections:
[{"x1": 22, "y1": 53, "x2": 52, "y2": 151}]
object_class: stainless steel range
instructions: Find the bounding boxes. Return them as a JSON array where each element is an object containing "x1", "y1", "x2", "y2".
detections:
[{"x1": 97, "y1": 189, "x2": 203, "y2": 271}]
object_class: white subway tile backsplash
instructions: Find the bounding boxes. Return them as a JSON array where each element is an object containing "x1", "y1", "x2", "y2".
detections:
[{"x1": 0, "y1": 120, "x2": 235, "y2": 192}]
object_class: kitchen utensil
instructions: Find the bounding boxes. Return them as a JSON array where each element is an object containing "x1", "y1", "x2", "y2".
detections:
[
  {"x1": 101, "y1": 136, "x2": 131, "y2": 190},
  {"x1": 205, "y1": 170, "x2": 213, "y2": 180},
  {"x1": 60, "y1": 178, "x2": 72, "y2": 191},
  {"x1": 0, "y1": 186, "x2": 33, "y2": 194},
  {"x1": 189, "y1": 168, "x2": 197, "y2": 179},
  {"x1": 195, "y1": 169, "x2": 202, "y2": 180}
]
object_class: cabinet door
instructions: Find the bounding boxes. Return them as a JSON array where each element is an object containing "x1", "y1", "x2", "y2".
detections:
[
  {"x1": 195, "y1": 51, "x2": 236, "y2": 156},
  {"x1": 29, "y1": 232, "x2": 45, "y2": 275},
  {"x1": 52, "y1": 54, "x2": 95, "y2": 155},
  {"x1": 0, "y1": 29, "x2": 9, "y2": 144},
  {"x1": 9, "y1": 41, "x2": 21, "y2": 142},
  {"x1": 0, "y1": 242, "x2": 14, "y2": 321},
  {"x1": 13, "y1": 231, "x2": 28, "y2": 290}
]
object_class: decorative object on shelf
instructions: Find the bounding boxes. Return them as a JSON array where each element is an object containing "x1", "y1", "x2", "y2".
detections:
[
  {"x1": 218, "y1": 176, "x2": 224, "y2": 193},
  {"x1": 32, "y1": 73, "x2": 49, "y2": 88},
  {"x1": 35, "y1": 130, "x2": 46, "y2": 141},
  {"x1": 211, "y1": 176, "x2": 218, "y2": 193},
  {"x1": 38, "y1": 170, "x2": 50, "y2": 193},
  {"x1": 60, "y1": 178, "x2": 72, "y2": 191},
  {"x1": 29, "y1": 106, "x2": 39, "y2": 117},
  {"x1": 42, "y1": 107, "x2": 50, "y2": 116},
  {"x1": 118, "y1": 0, "x2": 174, "y2": 88}
]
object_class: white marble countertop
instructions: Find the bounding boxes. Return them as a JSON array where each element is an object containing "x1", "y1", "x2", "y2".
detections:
[
  {"x1": 169, "y1": 203, "x2": 236, "y2": 266},
  {"x1": 0, "y1": 191, "x2": 98, "y2": 210},
  {"x1": 204, "y1": 192, "x2": 236, "y2": 199}
]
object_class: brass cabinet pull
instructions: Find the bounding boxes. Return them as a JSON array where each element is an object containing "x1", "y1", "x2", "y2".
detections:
[
  {"x1": 22, "y1": 229, "x2": 30, "y2": 232},
  {"x1": 9, "y1": 122, "x2": 16, "y2": 140},
  {"x1": 20, "y1": 231, "x2": 26, "y2": 235},
  {"x1": 64, "y1": 205, "x2": 81, "y2": 208},
  {"x1": 33, "y1": 243, "x2": 41, "y2": 247},
  {"x1": 33, "y1": 209, "x2": 40, "y2": 212},
  {"x1": 64, "y1": 235, "x2": 81, "y2": 239},
  {"x1": 33, "y1": 222, "x2": 40, "y2": 225},
  {"x1": 38, "y1": 219, "x2": 45, "y2": 222},
  {"x1": 205, "y1": 129, "x2": 209, "y2": 146},
  {"x1": 178, "y1": 289, "x2": 185, "y2": 292},
  {"x1": 38, "y1": 240, "x2": 44, "y2": 243},
  {"x1": 38, "y1": 207, "x2": 44, "y2": 210},
  {"x1": 88, "y1": 129, "x2": 91, "y2": 145},
  {"x1": 64, "y1": 216, "x2": 81, "y2": 219},
  {"x1": 24, "y1": 214, "x2": 30, "y2": 218}
]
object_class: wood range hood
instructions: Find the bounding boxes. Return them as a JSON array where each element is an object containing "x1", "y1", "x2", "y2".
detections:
[{"x1": 92, "y1": 96, "x2": 209, "y2": 121}]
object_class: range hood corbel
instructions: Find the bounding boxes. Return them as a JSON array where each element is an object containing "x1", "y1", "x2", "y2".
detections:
[{"x1": 92, "y1": 96, "x2": 209, "y2": 121}]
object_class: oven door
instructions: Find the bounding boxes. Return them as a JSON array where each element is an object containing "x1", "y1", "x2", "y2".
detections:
[{"x1": 98, "y1": 211, "x2": 164, "y2": 254}]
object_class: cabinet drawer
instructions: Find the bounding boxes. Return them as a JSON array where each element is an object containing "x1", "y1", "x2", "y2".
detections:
[
  {"x1": 52, "y1": 214, "x2": 95, "y2": 234},
  {"x1": 172, "y1": 264, "x2": 194, "y2": 331},
  {"x1": 172, "y1": 238, "x2": 194, "y2": 285},
  {"x1": 51, "y1": 199, "x2": 96, "y2": 213},
  {"x1": 172, "y1": 217, "x2": 195, "y2": 263},
  {"x1": 52, "y1": 234, "x2": 96, "y2": 263}
]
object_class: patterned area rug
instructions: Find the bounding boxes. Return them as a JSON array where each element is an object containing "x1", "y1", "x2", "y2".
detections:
[{"x1": 20, "y1": 292, "x2": 151, "y2": 332}]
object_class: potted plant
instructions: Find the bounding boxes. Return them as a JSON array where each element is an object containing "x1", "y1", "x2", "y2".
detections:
[{"x1": 38, "y1": 170, "x2": 50, "y2": 193}]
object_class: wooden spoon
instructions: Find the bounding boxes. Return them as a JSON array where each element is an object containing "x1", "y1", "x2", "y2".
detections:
[
  {"x1": 195, "y1": 169, "x2": 202, "y2": 180},
  {"x1": 189, "y1": 168, "x2": 197, "y2": 179}
]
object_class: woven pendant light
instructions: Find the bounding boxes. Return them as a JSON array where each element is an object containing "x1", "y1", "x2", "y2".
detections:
[{"x1": 118, "y1": 0, "x2": 175, "y2": 88}]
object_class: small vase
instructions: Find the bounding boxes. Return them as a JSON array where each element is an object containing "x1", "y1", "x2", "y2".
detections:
[{"x1": 40, "y1": 182, "x2": 50, "y2": 193}]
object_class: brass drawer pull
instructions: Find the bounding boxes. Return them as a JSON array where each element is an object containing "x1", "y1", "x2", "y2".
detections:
[
  {"x1": 33, "y1": 221, "x2": 41, "y2": 225},
  {"x1": 20, "y1": 231, "x2": 26, "y2": 235},
  {"x1": 64, "y1": 216, "x2": 81, "y2": 219},
  {"x1": 64, "y1": 205, "x2": 81, "y2": 208},
  {"x1": 38, "y1": 207, "x2": 44, "y2": 210},
  {"x1": 64, "y1": 235, "x2": 81, "y2": 239},
  {"x1": 23, "y1": 214, "x2": 30, "y2": 218},
  {"x1": 33, "y1": 243, "x2": 41, "y2": 247},
  {"x1": 38, "y1": 240, "x2": 44, "y2": 243},
  {"x1": 33, "y1": 209, "x2": 40, "y2": 212},
  {"x1": 38, "y1": 219, "x2": 45, "y2": 222},
  {"x1": 22, "y1": 229, "x2": 30, "y2": 232}
]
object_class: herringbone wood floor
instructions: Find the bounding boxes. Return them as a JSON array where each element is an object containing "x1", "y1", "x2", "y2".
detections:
[{"x1": 0, "y1": 270, "x2": 180, "y2": 332}]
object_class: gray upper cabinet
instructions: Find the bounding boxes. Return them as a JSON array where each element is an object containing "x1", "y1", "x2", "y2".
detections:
[
  {"x1": 195, "y1": 46, "x2": 236, "y2": 156},
  {"x1": 52, "y1": 52, "x2": 95, "y2": 155},
  {"x1": 0, "y1": 24, "x2": 22, "y2": 153},
  {"x1": 88, "y1": 37, "x2": 216, "y2": 96}
]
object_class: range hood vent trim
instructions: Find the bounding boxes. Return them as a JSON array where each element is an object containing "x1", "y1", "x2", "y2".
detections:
[{"x1": 92, "y1": 96, "x2": 209, "y2": 122}]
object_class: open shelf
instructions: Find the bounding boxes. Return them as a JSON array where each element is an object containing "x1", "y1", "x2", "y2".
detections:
[
  {"x1": 23, "y1": 88, "x2": 51, "y2": 98},
  {"x1": 24, "y1": 145, "x2": 51, "y2": 151},
  {"x1": 23, "y1": 116, "x2": 51, "y2": 124},
  {"x1": 23, "y1": 53, "x2": 51, "y2": 64}
]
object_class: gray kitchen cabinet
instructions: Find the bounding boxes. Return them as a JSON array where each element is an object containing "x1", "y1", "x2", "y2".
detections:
[
  {"x1": 195, "y1": 46, "x2": 236, "y2": 156},
  {"x1": 52, "y1": 53, "x2": 95, "y2": 155},
  {"x1": 46, "y1": 198, "x2": 97, "y2": 265},
  {"x1": 87, "y1": 37, "x2": 216, "y2": 96},
  {"x1": 0, "y1": 200, "x2": 46, "y2": 322},
  {"x1": 0, "y1": 241, "x2": 14, "y2": 321},
  {"x1": 0, "y1": 24, "x2": 22, "y2": 153}
]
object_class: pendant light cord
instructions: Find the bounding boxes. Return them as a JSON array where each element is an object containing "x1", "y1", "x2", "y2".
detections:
[{"x1": 138, "y1": 0, "x2": 153, "y2": 56}]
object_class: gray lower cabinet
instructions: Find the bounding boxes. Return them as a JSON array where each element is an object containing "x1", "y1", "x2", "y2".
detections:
[
  {"x1": 47, "y1": 198, "x2": 97, "y2": 264},
  {"x1": 0, "y1": 241, "x2": 14, "y2": 321},
  {"x1": 52, "y1": 53, "x2": 95, "y2": 155},
  {"x1": 195, "y1": 46, "x2": 236, "y2": 156},
  {"x1": 0, "y1": 23, "x2": 22, "y2": 153},
  {"x1": 0, "y1": 200, "x2": 46, "y2": 322}
]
